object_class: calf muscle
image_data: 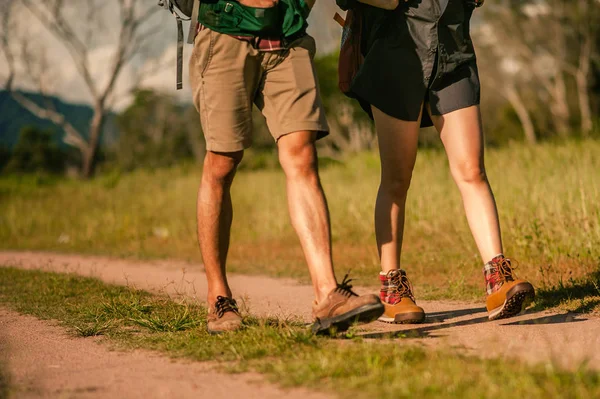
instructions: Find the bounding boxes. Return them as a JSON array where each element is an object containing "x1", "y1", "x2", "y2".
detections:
[{"x1": 197, "y1": 151, "x2": 243, "y2": 303}]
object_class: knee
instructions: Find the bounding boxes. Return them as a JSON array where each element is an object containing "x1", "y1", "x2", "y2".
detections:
[
  {"x1": 203, "y1": 151, "x2": 244, "y2": 185},
  {"x1": 380, "y1": 171, "x2": 413, "y2": 199},
  {"x1": 451, "y1": 161, "x2": 487, "y2": 185},
  {"x1": 278, "y1": 142, "x2": 318, "y2": 180}
]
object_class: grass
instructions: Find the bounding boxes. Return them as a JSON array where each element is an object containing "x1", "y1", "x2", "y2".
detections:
[
  {"x1": 0, "y1": 362, "x2": 9, "y2": 399},
  {"x1": 0, "y1": 267, "x2": 599, "y2": 399},
  {"x1": 0, "y1": 140, "x2": 599, "y2": 307},
  {"x1": 534, "y1": 269, "x2": 600, "y2": 313}
]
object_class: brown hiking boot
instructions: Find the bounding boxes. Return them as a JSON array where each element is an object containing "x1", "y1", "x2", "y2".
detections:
[
  {"x1": 378, "y1": 270, "x2": 425, "y2": 324},
  {"x1": 207, "y1": 296, "x2": 242, "y2": 335},
  {"x1": 484, "y1": 256, "x2": 535, "y2": 320},
  {"x1": 312, "y1": 275, "x2": 384, "y2": 335}
]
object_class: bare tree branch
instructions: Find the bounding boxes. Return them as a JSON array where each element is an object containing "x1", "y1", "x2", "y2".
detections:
[
  {"x1": 6, "y1": 0, "x2": 162, "y2": 177},
  {"x1": 0, "y1": 3, "x2": 16, "y2": 90}
]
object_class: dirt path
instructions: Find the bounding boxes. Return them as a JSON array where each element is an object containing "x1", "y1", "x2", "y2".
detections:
[
  {"x1": 0, "y1": 308, "x2": 330, "y2": 399},
  {"x1": 1, "y1": 251, "x2": 599, "y2": 386}
]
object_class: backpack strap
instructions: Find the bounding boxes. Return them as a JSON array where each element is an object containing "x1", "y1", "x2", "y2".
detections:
[
  {"x1": 176, "y1": 0, "x2": 199, "y2": 89},
  {"x1": 333, "y1": 12, "x2": 345, "y2": 27},
  {"x1": 187, "y1": 0, "x2": 200, "y2": 44},
  {"x1": 159, "y1": 0, "x2": 200, "y2": 89},
  {"x1": 176, "y1": 15, "x2": 184, "y2": 89}
]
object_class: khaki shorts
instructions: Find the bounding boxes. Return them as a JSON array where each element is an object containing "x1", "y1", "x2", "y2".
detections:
[{"x1": 189, "y1": 30, "x2": 329, "y2": 153}]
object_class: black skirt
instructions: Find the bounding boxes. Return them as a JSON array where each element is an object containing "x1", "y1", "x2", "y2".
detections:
[{"x1": 350, "y1": 0, "x2": 480, "y2": 127}]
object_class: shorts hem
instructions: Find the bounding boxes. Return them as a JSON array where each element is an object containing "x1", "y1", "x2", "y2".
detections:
[
  {"x1": 351, "y1": 86, "x2": 421, "y2": 123},
  {"x1": 273, "y1": 123, "x2": 330, "y2": 141},
  {"x1": 205, "y1": 141, "x2": 251, "y2": 153},
  {"x1": 432, "y1": 100, "x2": 481, "y2": 116}
]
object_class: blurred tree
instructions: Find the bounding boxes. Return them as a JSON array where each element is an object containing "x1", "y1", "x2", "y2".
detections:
[
  {"x1": 313, "y1": 52, "x2": 377, "y2": 152},
  {"x1": 4, "y1": 126, "x2": 65, "y2": 174},
  {"x1": 478, "y1": 0, "x2": 600, "y2": 138},
  {"x1": 0, "y1": 146, "x2": 11, "y2": 172},
  {"x1": 476, "y1": 35, "x2": 539, "y2": 144},
  {"x1": 115, "y1": 89, "x2": 203, "y2": 170},
  {"x1": 0, "y1": 0, "x2": 163, "y2": 178}
]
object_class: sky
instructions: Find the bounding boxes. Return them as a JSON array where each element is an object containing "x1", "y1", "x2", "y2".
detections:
[{"x1": 1, "y1": 1, "x2": 343, "y2": 110}]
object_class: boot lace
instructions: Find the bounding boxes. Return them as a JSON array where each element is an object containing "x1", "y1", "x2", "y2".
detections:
[
  {"x1": 214, "y1": 296, "x2": 239, "y2": 318},
  {"x1": 387, "y1": 270, "x2": 416, "y2": 302},
  {"x1": 334, "y1": 274, "x2": 358, "y2": 297},
  {"x1": 496, "y1": 258, "x2": 517, "y2": 283}
]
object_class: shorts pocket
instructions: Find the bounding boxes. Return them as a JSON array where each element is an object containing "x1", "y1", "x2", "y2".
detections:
[{"x1": 198, "y1": 30, "x2": 215, "y2": 78}]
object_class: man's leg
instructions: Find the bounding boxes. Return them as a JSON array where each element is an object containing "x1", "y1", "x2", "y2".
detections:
[
  {"x1": 197, "y1": 150, "x2": 243, "y2": 305},
  {"x1": 277, "y1": 130, "x2": 384, "y2": 334},
  {"x1": 256, "y1": 35, "x2": 383, "y2": 334},
  {"x1": 277, "y1": 131, "x2": 337, "y2": 303}
]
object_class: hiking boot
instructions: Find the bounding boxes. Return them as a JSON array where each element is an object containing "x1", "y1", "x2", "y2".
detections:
[
  {"x1": 311, "y1": 275, "x2": 384, "y2": 335},
  {"x1": 484, "y1": 256, "x2": 535, "y2": 320},
  {"x1": 378, "y1": 269, "x2": 425, "y2": 324},
  {"x1": 207, "y1": 296, "x2": 242, "y2": 335}
]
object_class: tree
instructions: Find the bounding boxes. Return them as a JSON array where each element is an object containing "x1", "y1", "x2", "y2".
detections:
[
  {"x1": 479, "y1": 0, "x2": 600, "y2": 137},
  {"x1": 115, "y1": 89, "x2": 203, "y2": 170},
  {"x1": 0, "y1": 146, "x2": 11, "y2": 172},
  {"x1": 4, "y1": 126, "x2": 66, "y2": 174},
  {"x1": 475, "y1": 27, "x2": 539, "y2": 143},
  {"x1": 313, "y1": 53, "x2": 377, "y2": 152},
  {"x1": 0, "y1": 0, "x2": 163, "y2": 178},
  {"x1": 567, "y1": 0, "x2": 599, "y2": 135}
]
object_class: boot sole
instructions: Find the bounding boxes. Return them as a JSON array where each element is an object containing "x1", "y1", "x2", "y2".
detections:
[
  {"x1": 206, "y1": 324, "x2": 243, "y2": 335},
  {"x1": 488, "y1": 282, "x2": 535, "y2": 321},
  {"x1": 378, "y1": 312, "x2": 426, "y2": 324},
  {"x1": 312, "y1": 302, "x2": 385, "y2": 336}
]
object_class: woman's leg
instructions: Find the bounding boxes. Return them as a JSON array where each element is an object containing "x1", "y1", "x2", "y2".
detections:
[
  {"x1": 427, "y1": 105, "x2": 502, "y2": 262},
  {"x1": 372, "y1": 105, "x2": 422, "y2": 272},
  {"x1": 429, "y1": 105, "x2": 535, "y2": 320},
  {"x1": 373, "y1": 105, "x2": 426, "y2": 324}
]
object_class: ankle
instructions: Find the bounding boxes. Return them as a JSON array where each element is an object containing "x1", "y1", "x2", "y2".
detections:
[
  {"x1": 207, "y1": 290, "x2": 233, "y2": 307},
  {"x1": 484, "y1": 253, "x2": 505, "y2": 265},
  {"x1": 315, "y1": 282, "x2": 337, "y2": 303},
  {"x1": 380, "y1": 266, "x2": 401, "y2": 275}
]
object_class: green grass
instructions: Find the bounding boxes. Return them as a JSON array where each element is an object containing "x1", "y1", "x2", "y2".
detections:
[
  {"x1": 0, "y1": 362, "x2": 9, "y2": 399},
  {"x1": 1, "y1": 140, "x2": 599, "y2": 307},
  {"x1": 0, "y1": 267, "x2": 598, "y2": 399}
]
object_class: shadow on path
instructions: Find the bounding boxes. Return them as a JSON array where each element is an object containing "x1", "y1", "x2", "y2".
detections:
[
  {"x1": 358, "y1": 315, "x2": 491, "y2": 339},
  {"x1": 356, "y1": 307, "x2": 588, "y2": 340},
  {"x1": 425, "y1": 307, "x2": 486, "y2": 323},
  {"x1": 502, "y1": 313, "x2": 587, "y2": 326}
]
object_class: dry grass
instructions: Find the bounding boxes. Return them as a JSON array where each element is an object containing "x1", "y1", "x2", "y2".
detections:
[{"x1": 0, "y1": 140, "x2": 599, "y2": 306}]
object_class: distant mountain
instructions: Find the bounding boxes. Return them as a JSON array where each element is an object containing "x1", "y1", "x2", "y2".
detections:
[{"x1": 0, "y1": 91, "x2": 117, "y2": 150}]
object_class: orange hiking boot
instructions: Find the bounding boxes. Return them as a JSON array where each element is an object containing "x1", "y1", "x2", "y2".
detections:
[
  {"x1": 484, "y1": 256, "x2": 535, "y2": 320},
  {"x1": 207, "y1": 296, "x2": 243, "y2": 335},
  {"x1": 378, "y1": 270, "x2": 425, "y2": 324},
  {"x1": 312, "y1": 275, "x2": 384, "y2": 335}
]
